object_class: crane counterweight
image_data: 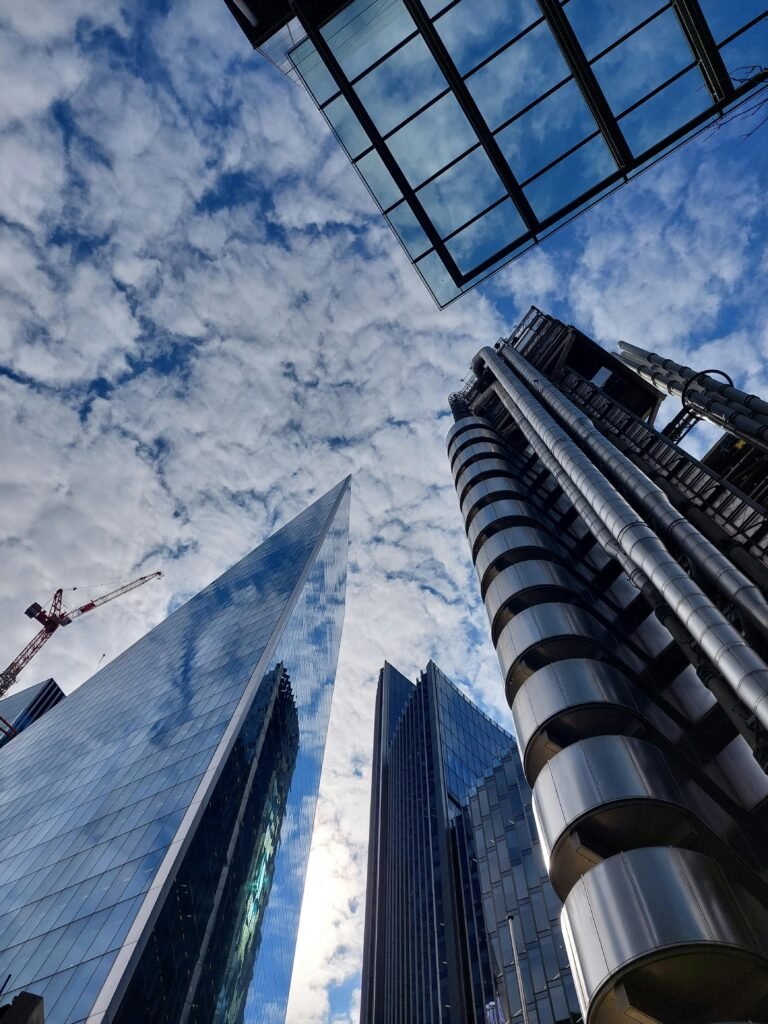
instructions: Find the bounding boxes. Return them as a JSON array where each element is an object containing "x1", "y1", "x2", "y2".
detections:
[{"x1": 0, "y1": 571, "x2": 162, "y2": 700}]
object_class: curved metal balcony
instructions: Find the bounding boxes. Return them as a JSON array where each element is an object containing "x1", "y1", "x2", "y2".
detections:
[
  {"x1": 474, "y1": 527, "x2": 566, "y2": 596},
  {"x1": 446, "y1": 416, "x2": 490, "y2": 452},
  {"x1": 448, "y1": 427, "x2": 501, "y2": 467},
  {"x1": 456, "y1": 457, "x2": 519, "y2": 506},
  {"x1": 511, "y1": 659, "x2": 650, "y2": 784},
  {"x1": 533, "y1": 735, "x2": 717, "y2": 899},
  {"x1": 496, "y1": 602, "x2": 612, "y2": 703},
  {"x1": 561, "y1": 847, "x2": 768, "y2": 1024},
  {"x1": 467, "y1": 498, "x2": 542, "y2": 556},
  {"x1": 460, "y1": 478, "x2": 534, "y2": 530},
  {"x1": 485, "y1": 561, "x2": 586, "y2": 643}
]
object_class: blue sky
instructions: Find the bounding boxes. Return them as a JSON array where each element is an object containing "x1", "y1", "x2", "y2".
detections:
[{"x1": 1, "y1": 1, "x2": 767, "y2": 1021}]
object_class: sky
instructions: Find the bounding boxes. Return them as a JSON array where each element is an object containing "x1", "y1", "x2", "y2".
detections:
[{"x1": 0, "y1": 1, "x2": 767, "y2": 1021}]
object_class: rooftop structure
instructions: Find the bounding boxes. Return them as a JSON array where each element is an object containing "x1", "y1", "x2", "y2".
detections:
[{"x1": 225, "y1": 0, "x2": 768, "y2": 305}]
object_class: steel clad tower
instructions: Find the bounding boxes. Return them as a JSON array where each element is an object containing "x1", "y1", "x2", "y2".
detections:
[{"x1": 447, "y1": 308, "x2": 768, "y2": 1024}]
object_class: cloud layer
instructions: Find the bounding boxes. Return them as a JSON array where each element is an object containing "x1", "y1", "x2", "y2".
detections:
[{"x1": 1, "y1": 1, "x2": 767, "y2": 1021}]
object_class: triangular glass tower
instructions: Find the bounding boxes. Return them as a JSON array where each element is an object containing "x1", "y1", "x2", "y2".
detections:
[{"x1": 0, "y1": 478, "x2": 351, "y2": 1024}]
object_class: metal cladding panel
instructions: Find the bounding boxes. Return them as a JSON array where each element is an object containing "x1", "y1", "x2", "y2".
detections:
[
  {"x1": 0, "y1": 480, "x2": 350, "y2": 1024},
  {"x1": 511, "y1": 660, "x2": 648, "y2": 783},
  {"x1": 466, "y1": 499, "x2": 541, "y2": 554},
  {"x1": 456, "y1": 457, "x2": 518, "y2": 504},
  {"x1": 561, "y1": 847, "x2": 768, "y2": 1024},
  {"x1": 484, "y1": 561, "x2": 585, "y2": 636},
  {"x1": 460, "y1": 478, "x2": 531, "y2": 525},
  {"x1": 452, "y1": 441, "x2": 509, "y2": 485},
  {"x1": 473, "y1": 526, "x2": 563, "y2": 591},
  {"x1": 446, "y1": 416, "x2": 491, "y2": 452},
  {"x1": 448, "y1": 427, "x2": 502, "y2": 467}
]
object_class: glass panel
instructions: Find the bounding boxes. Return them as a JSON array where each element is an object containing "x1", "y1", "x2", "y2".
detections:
[
  {"x1": 321, "y1": 0, "x2": 416, "y2": 80},
  {"x1": 563, "y1": 0, "x2": 666, "y2": 60},
  {"x1": 353, "y1": 34, "x2": 447, "y2": 136},
  {"x1": 416, "y1": 249, "x2": 461, "y2": 305},
  {"x1": 417, "y1": 147, "x2": 505, "y2": 237},
  {"x1": 355, "y1": 149, "x2": 402, "y2": 208},
  {"x1": 388, "y1": 201, "x2": 431, "y2": 258},
  {"x1": 698, "y1": 0, "x2": 766, "y2": 44},
  {"x1": 496, "y1": 79, "x2": 599, "y2": 182},
  {"x1": 324, "y1": 95, "x2": 370, "y2": 158},
  {"x1": 524, "y1": 135, "x2": 615, "y2": 220},
  {"x1": 446, "y1": 199, "x2": 526, "y2": 274},
  {"x1": 592, "y1": 9, "x2": 696, "y2": 115},
  {"x1": 289, "y1": 39, "x2": 338, "y2": 104},
  {"x1": 433, "y1": 0, "x2": 541, "y2": 76},
  {"x1": 719, "y1": 15, "x2": 768, "y2": 83},
  {"x1": 619, "y1": 67, "x2": 712, "y2": 155},
  {"x1": 466, "y1": 20, "x2": 569, "y2": 130},
  {"x1": 387, "y1": 92, "x2": 477, "y2": 186}
]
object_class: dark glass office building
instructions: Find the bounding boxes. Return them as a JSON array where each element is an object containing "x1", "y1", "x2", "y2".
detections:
[
  {"x1": 361, "y1": 659, "x2": 580, "y2": 1023},
  {"x1": 225, "y1": 0, "x2": 768, "y2": 305},
  {"x1": 0, "y1": 478, "x2": 350, "y2": 1024},
  {"x1": 0, "y1": 678, "x2": 64, "y2": 749},
  {"x1": 447, "y1": 308, "x2": 768, "y2": 1023}
]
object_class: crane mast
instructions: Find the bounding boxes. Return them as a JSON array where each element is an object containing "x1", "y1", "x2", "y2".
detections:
[{"x1": 0, "y1": 571, "x2": 162, "y2": 700}]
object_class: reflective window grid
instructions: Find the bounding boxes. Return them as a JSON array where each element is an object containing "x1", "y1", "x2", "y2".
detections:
[
  {"x1": 0, "y1": 678, "x2": 65, "y2": 749},
  {"x1": 361, "y1": 660, "x2": 579, "y2": 1023},
  {"x1": 0, "y1": 479, "x2": 350, "y2": 1024},
  {"x1": 277, "y1": 0, "x2": 768, "y2": 305}
]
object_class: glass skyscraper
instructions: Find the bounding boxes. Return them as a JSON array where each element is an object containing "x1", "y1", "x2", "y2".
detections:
[
  {"x1": 224, "y1": 0, "x2": 768, "y2": 305},
  {"x1": 361, "y1": 660, "x2": 579, "y2": 1023},
  {"x1": 0, "y1": 678, "x2": 64, "y2": 749},
  {"x1": 0, "y1": 477, "x2": 351, "y2": 1024}
]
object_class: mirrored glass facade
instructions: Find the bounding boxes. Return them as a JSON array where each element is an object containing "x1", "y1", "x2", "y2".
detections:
[
  {"x1": 225, "y1": 0, "x2": 768, "y2": 306},
  {"x1": 0, "y1": 478, "x2": 350, "y2": 1024},
  {"x1": 361, "y1": 660, "x2": 578, "y2": 1023}
]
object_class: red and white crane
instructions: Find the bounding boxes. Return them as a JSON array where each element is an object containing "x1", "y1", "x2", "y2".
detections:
[{"x1": 0, "y1": 571, "x2": 162, "y2": 700}]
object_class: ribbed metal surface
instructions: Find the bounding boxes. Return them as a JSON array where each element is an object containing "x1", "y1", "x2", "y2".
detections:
[
  {"x1": 466, "y1": 498, "x2": 541, "y2": 555},
  {"x1": 474, "y1": 526, "x2": 566, "y2": 595},
  {"x1": 561, "y1": 847, "x2": 768, "y2": 1023},
  {"x1": 511, "y1": 660, "x2": 650, "y2": 783},
  {"x1": 447, "y1": 427, "x2": 503, "y2": 467},
  {"x1": 484, "y1": 561, "x2": 585, "y2": 643}
]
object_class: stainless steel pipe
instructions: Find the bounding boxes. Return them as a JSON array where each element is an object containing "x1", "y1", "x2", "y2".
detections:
[
  {"x1": 494, "y1": 344, "x2": 768, "y2": 638},
  {"x1": 478, "y1": 346, "x2": 768, "y2": 733}
]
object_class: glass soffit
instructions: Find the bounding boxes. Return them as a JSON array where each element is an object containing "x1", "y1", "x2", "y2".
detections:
[{"x1": 288, "y1": 0, "x2": 768, "y2": 305}]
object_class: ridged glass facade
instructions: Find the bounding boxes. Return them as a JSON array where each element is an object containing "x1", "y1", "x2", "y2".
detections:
[
  {"x1": 361, "y1": 660, "x2": 578, "y2": 1024},
  {"x1": 0, "y1": 678, "x2": 64, "y2": 748},
  {"x1": 0, "y1": 478, "x2": 350, "y2": 1024}
]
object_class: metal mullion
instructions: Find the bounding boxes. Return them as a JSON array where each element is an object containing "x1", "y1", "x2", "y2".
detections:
[
  {"x1": 615, "y1": 62, "x2": 697, "y2": 120},
  {"x1": 588, "y1": 4, "x2": 671, "y2": 65},
  {"x1": 290, "y1": 0, "x2": 465, "y2": 286},
  {"x1": 670, "y1": 0, "x2": 736, "y2": 104},
  {"x1": 519, "y1": 129, "x2": 602, "y2": 188},
  {"x1": 345, "y1": 27, "x2": 421, "y2": 86},
  {"x1": 535, "y1": 0, "x2": 633, "y2": 170},
  {"x1": 440, "y1": 193, "x2": 509, "y2": 245},
  {"x1": 720, "y1": 11, "x2": 768, "y2": 49},
  {"x1": 401, "y1": 0, "x2": 540, "y2": 234},
  {"x1": 490, "y1": 72, "x2": 572, "y2": 138},
  {"x1": 461, "y1": 15, "x2": 547, "y2": 81},
  {"x1": 379, "y1": 86, "x2": 452, "y2": 141}
]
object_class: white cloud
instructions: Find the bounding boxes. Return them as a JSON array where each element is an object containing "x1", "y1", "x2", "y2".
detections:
[{"x1": 1, "y1": 2, "x2": 767, "y2": 1023}]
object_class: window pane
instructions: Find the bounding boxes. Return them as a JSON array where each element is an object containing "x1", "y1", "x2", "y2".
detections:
[
  {"x1": 355, "y1": 149, "x2": 402, "y2": 208},
  {"x1": 387, "y1": 92, "x2": 476, "y2": 186},
  {"x1": 388, "y1": 201, "x2": 431, "y2": 258},
  {"x1": 719, "y1": 15, "x2": 768, "y2": 83},
  {"x1": 321, "y1": 0, "x2": 416, "y2": 80},
  {"x1": 324, "y1": 95, "x2": 370, "y2": 158},
  {"x1": 563, "y1": 0, "x2": 666, "y2": 60},
  {"x1": 496, "y1": 79, "x2": 599, "y2": 182},
  {"x1": 290, "y1": 39, "x2": 338, "y2": 104},
  {"x1": 592, "y1": 9, "x2": 696, "y2": 115},
  {"x1": 416, "y1": 249, "x2": 461, "y2": 305},
  {"x1": 418, "y1": 147, "x2": 505, "y2": 237},
  {"x1": 618, "y1": 67, "x2": 711, "y2": 155},
  {"x1": 354, "y1": 35, "x2": 447, "y2": 136},
  {"x1": 524, "y1": 135, "x2": 615, "y2": 220},
  {"x1": 698, "y1": 0, "x2": 766, "y2": 44},
  {"x1": 446, "y1": 199, "x2": 526, "y2": 274},
  {"x1": 434, "y1": 0, "x2": 541, "y2": 76},
  {"x1": 466, "y1": 21, "x2": 569, "y2": 130}
]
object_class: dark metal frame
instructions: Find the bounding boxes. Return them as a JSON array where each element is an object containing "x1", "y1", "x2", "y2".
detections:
[{"x1": 285, "y1": 0, "x2": 768, "y2": 303}]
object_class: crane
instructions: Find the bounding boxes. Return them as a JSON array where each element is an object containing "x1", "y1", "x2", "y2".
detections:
[{"x1": 0, "y1": 571, "x2": 163, "y2": 700}]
